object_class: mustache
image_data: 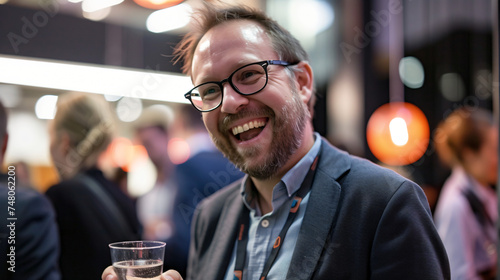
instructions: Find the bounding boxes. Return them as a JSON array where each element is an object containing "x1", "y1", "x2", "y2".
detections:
[{"x1": 219, "y1": 107, "x2": 275, "y2": 132}]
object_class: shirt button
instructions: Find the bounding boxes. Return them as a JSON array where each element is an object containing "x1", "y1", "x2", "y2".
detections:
[{"x1": 261, "y1": 219, "x2": 270, "y2": 228}]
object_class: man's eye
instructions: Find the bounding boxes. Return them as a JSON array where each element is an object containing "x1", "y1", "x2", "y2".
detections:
[{"x1": 236, "y1": 70, "x2": 262, "y2": 84}]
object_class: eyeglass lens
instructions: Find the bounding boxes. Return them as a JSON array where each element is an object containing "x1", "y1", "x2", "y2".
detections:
[{"x1": 189, "y1": 62, "x2": 268, "y2": 111}]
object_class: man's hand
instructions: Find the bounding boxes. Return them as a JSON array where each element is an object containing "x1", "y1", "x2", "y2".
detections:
[{"x1": 101, "y1": 266, "x2": 183, "y2": 280}]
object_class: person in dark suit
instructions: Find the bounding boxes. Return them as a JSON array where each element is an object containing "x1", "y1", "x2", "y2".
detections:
[
  {"x1": 168, "y1": 105, "x2": 244, "y2": 277},
  {"x1": 46, "y1": 92, "x2": 142, "y2": 280},
  {"x1": 0, "y1": 101, "x2": 61, "y2": 280},
  {"x1": 103, "y1": 3, "x2": 450, "y2": 280}
]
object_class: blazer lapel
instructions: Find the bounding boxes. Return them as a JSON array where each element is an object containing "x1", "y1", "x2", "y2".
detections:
[
  {"x1": 286, "y1": 139, "x2": 349, "y2": 279},
  {"x1": 205, "y1": 191, "x2": 245, "y2": 280}
]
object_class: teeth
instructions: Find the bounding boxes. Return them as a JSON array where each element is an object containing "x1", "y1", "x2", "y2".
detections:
[{"x1": 232, "y1": 120, "x2": 266, "y2": 135}]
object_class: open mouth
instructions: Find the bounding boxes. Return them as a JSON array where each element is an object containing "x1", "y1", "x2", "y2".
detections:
[{"x1": 231, "y1": 119, "x2": 267, "y2": 142}]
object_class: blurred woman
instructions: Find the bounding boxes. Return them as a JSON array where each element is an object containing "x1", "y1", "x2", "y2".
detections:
[
  {"x1": 434, "y1": 106, "x2": 498, "y2": 280},
  {"x1": 45, "y1": 92, "x2": 142, "y2": 280}
]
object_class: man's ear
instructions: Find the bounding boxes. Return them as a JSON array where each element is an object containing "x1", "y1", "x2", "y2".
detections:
[{"x1": 294, "y1": 61, "x2": 314, "y2": 105}]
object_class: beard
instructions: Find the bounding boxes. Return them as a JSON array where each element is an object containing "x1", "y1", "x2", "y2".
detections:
[{"x1": 210, "y1": 87, "x2": 310, "y2": 180}]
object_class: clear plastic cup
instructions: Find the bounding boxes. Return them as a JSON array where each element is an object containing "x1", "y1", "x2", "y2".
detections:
[{"x1": 109, "y1": 241, "x2": 166, "y2": 280}]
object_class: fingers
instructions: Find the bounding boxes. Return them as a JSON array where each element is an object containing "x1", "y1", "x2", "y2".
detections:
[
  {"x1": 101, "y1": 266, "x2": 117, "y2": 280},
  {"x1": 161, "y1": 269, "x2": 184, "y2": 280},
  {"x1": 102, "y1": 266, "x2": 182, "y2": 280}
]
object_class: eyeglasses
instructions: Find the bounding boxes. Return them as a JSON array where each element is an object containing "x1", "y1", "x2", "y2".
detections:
[{"x1": 184, "y1": 60, "x2": 297, "y2": 112}]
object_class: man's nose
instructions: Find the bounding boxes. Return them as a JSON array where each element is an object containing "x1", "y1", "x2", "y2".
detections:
[{"x1": 220, "y1": 83, "x2": 249, "y2": 114}]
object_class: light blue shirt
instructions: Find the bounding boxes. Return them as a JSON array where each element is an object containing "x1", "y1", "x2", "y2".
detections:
[{"x1": 224, "y1": 133, "x2": 322, "y2": 280}]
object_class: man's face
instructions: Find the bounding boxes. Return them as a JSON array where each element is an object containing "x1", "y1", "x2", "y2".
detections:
[
  {"x1": 190, "y1": 20, "x2": 311, "y2": 179},
  {"x1": 136, "y1": 126, "x2": 169, "y2": 168}
]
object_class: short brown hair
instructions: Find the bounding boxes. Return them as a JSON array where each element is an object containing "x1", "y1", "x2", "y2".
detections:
[{"x1": 174, "y1": 2, "x2": 308, "y2": 75}]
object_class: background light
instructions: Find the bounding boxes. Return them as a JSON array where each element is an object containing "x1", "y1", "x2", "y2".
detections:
[
  {"x1": 367, "y1": 102, "x2": 430, "y2": 166},
  {"x1": 104, "y1": 94, "x2": 122, "y2": 102},
  {"x1": 35, "y1": 95, "x2": 58, "y2": 120},
  {"x1": 127, "y1": 150, "x2": 157, "y2": 197},
  {"x1": 167, "y1": 137, "x2": 190, "y2": 164},
  {"x1": 146, "y1": 3, "x2": 192, "y2": 33},
  {"x1": 83, "y1": 6, "x2": 111, "y2": 21},
  {"x1": 116, "y1": 97, "x2": 143, "y2": 123},
  {"x1": 399, "y1": 56, "x2": 425, "y2": 89},
  {"x1": 439, "y1": 72, "x2": 466, "y2": 101},
  {"x1": 389, "y1": 117, "x2": 409, "y2": 146},
  {"x1": 0, "y1": 55, "x2": 192, "y2": 105},
  {"x1": 134, "y1": 0, "x2": 184, "y2": 10},
  {"x1": 0, "y1": 84, "x2": 21, "y2": 108},
  {"x1": 5, "y1": 112, "x2": 52, "y2": 165},
  {"x1": 288, "y1": 0, "x2": 334, "y2": 36},
  {"x1": 82, "y1": 0, "x2": 123, "y2": 13}
]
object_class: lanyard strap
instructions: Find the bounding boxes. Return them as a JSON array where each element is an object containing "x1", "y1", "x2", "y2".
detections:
[{"x1": 233, "y1": 155, "x2": 320, "y2": 280}]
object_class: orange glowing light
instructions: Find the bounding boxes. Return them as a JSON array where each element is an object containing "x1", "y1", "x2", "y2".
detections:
[
  {"x1": 366, "y1": 102, "x2": 430, "y2": 166},
  {"x1": 167, "y1": 137, "x2": 190, "y2": 165},
  {"x1": 104, "y1": 137, "x2": 148, "y2": 172},
  {"x1": 133, "y1": 0, "x2": 184, "y2": 9}
]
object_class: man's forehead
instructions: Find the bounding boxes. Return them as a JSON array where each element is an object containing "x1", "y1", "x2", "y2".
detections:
[
  {"x1": 191, "y1": 20, "x2": 272, "y2": 78},
  {"x1": 196, "y1": 21, "x2": 268, "y2": 56}
]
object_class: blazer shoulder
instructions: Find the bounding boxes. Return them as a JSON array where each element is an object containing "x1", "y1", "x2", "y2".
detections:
[{"x1": 319, "y1": 139, "x2": 414, "y2": 197}]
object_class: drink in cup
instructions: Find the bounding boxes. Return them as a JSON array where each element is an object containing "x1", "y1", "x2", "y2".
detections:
[{"x1": 109, "y1": 241, "x2": 166, "y2": 280}]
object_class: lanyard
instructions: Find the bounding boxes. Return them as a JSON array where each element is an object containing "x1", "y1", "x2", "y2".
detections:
[{"x1": 233, "y1": 154, "x2": 320, "y2": 280}]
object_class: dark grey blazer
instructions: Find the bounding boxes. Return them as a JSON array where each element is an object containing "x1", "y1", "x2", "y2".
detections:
[{"x1": 187, "y1": 138, "x2": 450, "y2": 280}]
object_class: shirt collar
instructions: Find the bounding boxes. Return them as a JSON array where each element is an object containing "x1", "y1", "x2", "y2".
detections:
[{"x1": 240, "y1": 132, "x2": 322, "y2": 214}]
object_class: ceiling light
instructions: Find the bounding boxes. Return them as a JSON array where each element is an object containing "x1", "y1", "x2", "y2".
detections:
[
  {"x1": 82, "y1": 0, "x2": 124, "y2": 13},
  {"x1": 134, "y1": 0, "x2": 184, "y2": 10},
  {"x1": 367, "y1": 102, "x2": 430, "y2": 166},
  {"x1": 0, "y1": 55, "x2": 191, "y2": 105},
  {"x1": 146, "y1": 3, "x2": 192, "y2": 33},
  {"x1": 83, "y1": 6, "x2": 111, "y2": 21}
]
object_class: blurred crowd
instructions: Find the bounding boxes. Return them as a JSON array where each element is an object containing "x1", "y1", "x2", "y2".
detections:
[{"x1": 0, "y1": 92, "x2": 497, "y2": 280}]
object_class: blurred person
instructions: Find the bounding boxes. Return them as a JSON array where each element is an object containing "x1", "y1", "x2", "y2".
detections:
[
  {"x1": 12, "y1": 161, "x2": 32, "y2": 188},
  {"x1": 133, "y1": 104, "x2": 243, "y2": 277},
  {"x1": 46, "y1": 92, "x2": 142, "y2": 280},
  {"x1": 170, "y1": 104, "x2": 244, "y2": 276},
  {"x1": 0, "y1": 100, "x2": 61, "y2": 279},
  {"x1": 133, "y1": 104, "x2": 176, "y2": 243},
  {"x1": 103, "y1": 3, "x2": 449, "y2": 280},
  {"x1": 434, "y1": 106, "x2": 498, "y2": 279}
]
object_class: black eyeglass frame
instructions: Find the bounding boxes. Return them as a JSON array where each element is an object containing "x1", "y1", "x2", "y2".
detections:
[{"x1": 184, "y1": 60, "x2": 297, "y2": 112}]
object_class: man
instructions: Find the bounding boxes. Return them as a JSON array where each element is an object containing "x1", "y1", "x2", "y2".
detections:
[
  {"x1": 434, "y1": 107, "x2": 498, "y2": 279},
  {"x1": 103, "y1": 3, "x2": 450, "y2": 280},
  {"x1": 0, "y1": 101, "x2": 61, "y2": 279},
  {"x1": 134, "y1": 105, "x2": 177, "y2": 242}
]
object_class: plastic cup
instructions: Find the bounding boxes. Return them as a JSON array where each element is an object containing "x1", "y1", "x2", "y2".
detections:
[{"x1": 109, "y1": 241, "x2": 166, "y2": 280}]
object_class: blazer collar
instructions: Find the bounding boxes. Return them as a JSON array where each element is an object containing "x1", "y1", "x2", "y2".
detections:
[
  {"x1": 202, "y1": 182, "x2": 245, "y2": 280},
  {"x1": 286, "y1": 138, "x2": 351, "y2": 279}
]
